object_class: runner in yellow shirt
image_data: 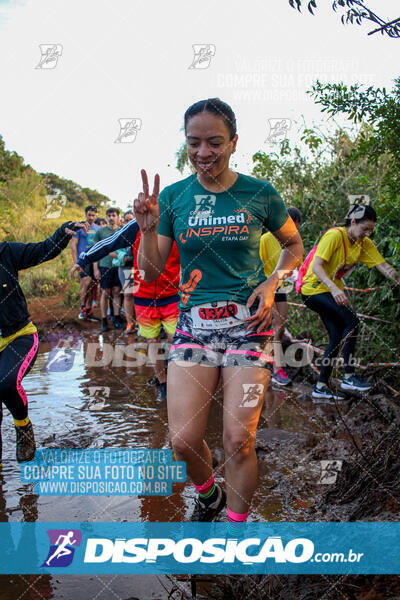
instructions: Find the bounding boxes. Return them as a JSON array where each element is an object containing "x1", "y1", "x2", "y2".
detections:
[
  {"x1": 299, "y1": 204, "x2": 400, "y2": 400},
  {"x1": 260, "y1": 207, "x2": 302, "y2": 385}
]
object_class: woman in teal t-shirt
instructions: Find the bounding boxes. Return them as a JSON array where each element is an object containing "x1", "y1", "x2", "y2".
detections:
[{"x1": 135, "y1": 98, "x2": 303, "y2": 526}]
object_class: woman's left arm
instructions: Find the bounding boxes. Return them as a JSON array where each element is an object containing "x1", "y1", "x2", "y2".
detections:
[
  {"x1": 376, "y1": 261, "x2": 400, "y2": 284},
  {"x1": 246, "y1": 217, "x2": 303, "y2": 331}
]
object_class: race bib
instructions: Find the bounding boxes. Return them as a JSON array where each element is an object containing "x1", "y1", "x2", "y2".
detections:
[{"x1": 191, "y1": 301, "x2": 250, "y2": 329}]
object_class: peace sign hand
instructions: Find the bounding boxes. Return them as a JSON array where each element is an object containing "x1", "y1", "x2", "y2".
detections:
[{"x1": 134, "y1": 170, "x2": 160, "y2": 233}]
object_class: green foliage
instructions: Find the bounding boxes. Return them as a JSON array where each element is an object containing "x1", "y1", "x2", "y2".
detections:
[
  {"x1": 0, "y1": 134, "x2": 112, "y2": 302},
  {"x1": 252, "y1": 120, "x2": 400, "y2": 371},
  {"x1": 19, "y1": 265, "x2": 64, "y2": 297},
  {"x1": 42, "y1": 172, "x2": 111, "y2": 209},
  {"x1": 175, "y1": 142, "x2": 196, "y2": 175},
  {"x1": 288, "y1": 1, "x2": 400, "y2": 37},
  {"x1": 0, "y1": 135, "x2": 27, "y2": 182},
  {"x1": 310, "y1": 78, "x2": 400, "y2": 197}
]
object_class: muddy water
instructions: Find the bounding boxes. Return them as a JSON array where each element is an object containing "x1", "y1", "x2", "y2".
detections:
[{"x1": 0, "y1": 328, "x2": 332, "y2": 599}]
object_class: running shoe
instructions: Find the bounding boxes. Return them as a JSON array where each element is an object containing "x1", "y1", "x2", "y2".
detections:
[
  {"x1": 190, "y1": 484, "x2": 226, "y2": 522},
  {"x1": 125, "y1": 322, "x2": 136, "y2": 334},
  {"x1": 85, "y1": 309, "x2": 100, "y2": 322},
  {"x1": 157, "y1": 382, "x2": 167, "y2": 401},
  {"x1": 271, "y1": 368, "x2": 292, "y2": 386},
  {"x1": 340, "y1": 375, "x2": 372, "y2": 392},
  {"x1": 312, "y1": 384, "x2": 345, "y2": 401},
  {"x1": 78, "y1": 309, "x2": 87, "y2": 320},
  {"x1": 100, "y1": 319, "x2": 109, "y2": 333},
  {"x1": 15, "y1": 421, "x2": 36, "y2": 463}
]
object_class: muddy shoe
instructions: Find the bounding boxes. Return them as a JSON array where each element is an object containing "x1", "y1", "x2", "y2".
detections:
[
  {"x1": 15, "y1": 421, "x2": 36, "y2": 463},
  {"x1": 312, "y1": 384, "x2": 345, "y2": 401},
  {"x1": 190, "y1": 484, "x2": 226, "y2": 522},
  {"x1": 271, "y1": 368, "x2": 292, "y2": 386},
  {"x1": 340, "y1": 374, "x2": 372, "y2": 392}
]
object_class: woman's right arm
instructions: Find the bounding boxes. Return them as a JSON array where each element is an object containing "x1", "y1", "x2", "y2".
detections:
[
  {"x1": 134, "y1": 170, "x2": 172, "y2": 282},
  {"x1": 312, "y1": 256, "x2": 348, "y2": 305},
  {"x1": 137, "y1": 233, "x2": 172, "y2": 282}
]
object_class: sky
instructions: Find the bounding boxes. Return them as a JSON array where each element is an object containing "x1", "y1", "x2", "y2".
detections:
[{"x1": 0, "y1": 0, "x2": 399, "y2": 210}]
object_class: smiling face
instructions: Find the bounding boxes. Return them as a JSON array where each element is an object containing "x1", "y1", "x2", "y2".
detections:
[
  {"x1": 349, "y1": 218, "x2": 376, "y2": 241},
  {"x1": 185, "y1": 111, "x2": 238, "y2": 179}
]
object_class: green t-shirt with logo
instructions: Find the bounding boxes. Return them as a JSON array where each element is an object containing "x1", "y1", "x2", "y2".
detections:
[
  {"x1": 92, "y1": 226, "x2": 121, "y2": 268},
  {"x1": 158, "y1": 173, "x2": 288, "y2": 310}
]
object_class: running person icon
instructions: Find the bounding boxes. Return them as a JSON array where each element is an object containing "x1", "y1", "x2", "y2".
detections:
[
  {"x1": 135, "y1": 98, "x2": 303, "y2": 526},
  {"x1": 0, "y1": 221, "x2": 87, "y2": 466},
  {"x1": 299, "y1": 204, "x2": 400, "y2": 400},
  {"x1": 45, "y1": 531, "x2": 77, "y2": 566}
]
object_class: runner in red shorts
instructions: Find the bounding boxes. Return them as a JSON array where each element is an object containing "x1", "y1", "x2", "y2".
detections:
[{"x1": 71, "y1": 220, "x2": 181, "y2": 400}]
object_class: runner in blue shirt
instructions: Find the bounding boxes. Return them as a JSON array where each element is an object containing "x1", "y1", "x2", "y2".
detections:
[{"x1": 70, "y1": 205, "x2": 100, "y2": 322}]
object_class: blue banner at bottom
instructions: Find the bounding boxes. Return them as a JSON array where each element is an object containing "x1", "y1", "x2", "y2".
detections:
[{"x1": 0, "y1": 522, "x2": 398, "y2": 574}]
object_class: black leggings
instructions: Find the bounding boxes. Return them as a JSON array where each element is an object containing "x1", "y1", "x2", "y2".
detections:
[
  {"x1": 0, "y1": 333, "x2": 39, "y2": 421},
  {"x1": 302, "y1": 292, "x2": 359, "y2": 383}
]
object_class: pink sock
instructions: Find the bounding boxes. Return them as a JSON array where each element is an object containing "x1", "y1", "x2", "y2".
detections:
[
  {"x1": 193, "y1": 475, "x2": 214, "y2": 496},
  {"x1": 227, "y1": 507, "x2": 249, "y2": 522}
]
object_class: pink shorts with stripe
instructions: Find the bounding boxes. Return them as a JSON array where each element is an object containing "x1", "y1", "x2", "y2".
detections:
[{"x1": 169, "y1": 308, "x2": 273, "y2": 369}]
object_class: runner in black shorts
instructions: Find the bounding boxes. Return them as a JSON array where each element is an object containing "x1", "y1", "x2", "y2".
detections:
[
  {"x1": 0, "y1": 221, "x2": 87, "y2": 466},
  {"x1": 71, "y1": 205, "x2": 100, "y2": 322},
  {"x1": 135, "y1": 98, "x2": 303, "y2": 527},
  {"x1": 300, "y1": 204, "x2": 400, "y2": 400},
  {"x1": 92, "y1": 208, "x2": 123, "y2": 331}
]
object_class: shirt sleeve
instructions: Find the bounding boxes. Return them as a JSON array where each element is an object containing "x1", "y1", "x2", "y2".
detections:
[
  {"x1": 8, "y1": 223, "x2": 72, "y2": 271},
  {"x1": 77, "y1": 220, "x2": 139, "y2": 268},
  {"x1": 315, "y1": 230, "x2": 342, "y2": 262},
  {"x1": 264, "y1": 184, "x2": 289, "y2": 232},
  {"x1": 158, "y1": 188, "x2": 174, "y2": 238},
  {"x1": 359, "y1": 237, "x2": 385, "y2": 268}
]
